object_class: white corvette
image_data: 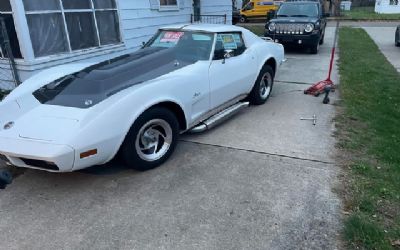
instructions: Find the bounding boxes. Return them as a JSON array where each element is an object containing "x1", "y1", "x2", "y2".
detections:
[{"x1": 0, "y1": 24, "x2": 284, "y2": 172}]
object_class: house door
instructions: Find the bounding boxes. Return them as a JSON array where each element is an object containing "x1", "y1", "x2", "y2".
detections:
[{"x1": 193, "y1": 0, "x2": 201, "y2": 21}]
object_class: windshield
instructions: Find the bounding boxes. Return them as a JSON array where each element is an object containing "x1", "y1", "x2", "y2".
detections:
[
  {"x1": 277, "y1": 3, "x2": 319, "y2": 17},
  {"x1": 147, "y1": 30, "x2": 214, "y2": 61},
  {"x1": 242, "y1": 2, "x2": 254, "y2": 11}
]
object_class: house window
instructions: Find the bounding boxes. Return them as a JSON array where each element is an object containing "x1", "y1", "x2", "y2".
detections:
[
  {"x1": 0, "y1": 0, "x2": 23, "y2": 59},
  {"x1": 160, "y1": 0, "x2": 178, "y2": 6},
  {"x1": 23, "y1": 0, "x2": 121, "y2": 58}
]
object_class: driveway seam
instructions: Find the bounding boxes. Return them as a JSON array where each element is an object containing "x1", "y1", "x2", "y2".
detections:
[
  {"x1": 275, "y1": 80, "x2": 313, "y2": 85},
  {"x1": 180, "y1": 139, "x2": 336, "y2": 165}
]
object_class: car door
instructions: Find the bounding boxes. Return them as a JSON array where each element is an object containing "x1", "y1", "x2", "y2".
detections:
[{"x1": 208, "y1": 32, "x2": 257, "y2": 109}]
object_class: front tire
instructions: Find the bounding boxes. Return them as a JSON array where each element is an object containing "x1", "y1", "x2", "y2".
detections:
[
  {"x1": 396, "y1": 29, "x2": 400, "y2": 47},
  {"x1": 248, "y1": 65, "x2": 274, "y2": 105},
  {"x1": 122, "y1": 107, "x2": 179, "y2": 171},
  {"x1": 319, "y1": 32, "x2": 325, "y2": 45},
  {"x1": 310, "y1": 41, "x2": 320, "y2": 54}
]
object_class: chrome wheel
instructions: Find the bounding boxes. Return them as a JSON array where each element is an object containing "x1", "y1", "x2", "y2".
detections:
[
  {"x1": 135, "y1": 119, "x2": 173, "y2": 162},
  {"x1": 259, "y1": 72, "x2": 272, "y2": 100}
]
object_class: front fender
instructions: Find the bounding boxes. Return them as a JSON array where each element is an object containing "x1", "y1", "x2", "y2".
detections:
[{"x1": 72, "y1": 83, "x2": 189, "y2": 165}]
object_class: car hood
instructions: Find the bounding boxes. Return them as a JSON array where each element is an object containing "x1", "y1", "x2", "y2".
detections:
[
  {"x1": 28, "y1": 46, "x2": 198, "y2": 109},
  {"x1": 271, "y1": 17, "x2": 319, "y2": 23},
  {"x1": 0, "y1": 98, "x2": 87, "y2": 143}
]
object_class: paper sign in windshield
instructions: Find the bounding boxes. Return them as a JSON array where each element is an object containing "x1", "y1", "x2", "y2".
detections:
[
  {"x1": 160, "y1": 32, "x2": 184, "y2": 43},
  {"x1": 220, "y1": 34, "x2": 238, "y2": 50}
]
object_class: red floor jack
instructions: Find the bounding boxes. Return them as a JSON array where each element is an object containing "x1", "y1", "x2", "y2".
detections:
[{"x1": 304, "y1": 21, "x2": 339, "y2": 100}]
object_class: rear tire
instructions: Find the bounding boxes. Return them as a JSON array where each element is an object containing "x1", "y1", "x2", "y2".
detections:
[
  {"x1": 239, "y1": 15, "x2": 248, "y2": 23},
  {"x1": 121, "y1": 107, "x2": 179, "y2": 171},
  {"x1": 248, "y1": 65, "x2": 274, "y2": 105}
]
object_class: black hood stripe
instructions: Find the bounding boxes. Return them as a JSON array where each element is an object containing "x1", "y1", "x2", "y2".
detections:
[{"x1": 34, "y1": 47, "x2": 198, "y2": 109}]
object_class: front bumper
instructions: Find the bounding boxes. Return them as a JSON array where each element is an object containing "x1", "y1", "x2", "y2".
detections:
[
  {"x1": 265, "y1": 32, "x2": 320, "y2": 46},
  {"x1": 0, "y1": 137, "x2": 75, "y2": 172}
]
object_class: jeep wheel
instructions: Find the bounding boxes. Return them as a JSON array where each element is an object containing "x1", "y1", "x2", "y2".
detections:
[
  {"x1": 122, "y1": 107, "x2": 179, "y2": 171},
  {"x1": 319, "y1": 33, "x2": 325, "y2": 45},
  {"x1": 310, "y1": 42, "x2": 320, "y2": 54}
]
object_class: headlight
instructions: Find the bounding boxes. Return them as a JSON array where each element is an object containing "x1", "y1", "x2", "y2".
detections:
[
  {"x1": 305, "y1": 23, "x2": 314, "y2": 33},
  {"x1": 268, "y1": 23, "x2": 276, "y2": 32}
]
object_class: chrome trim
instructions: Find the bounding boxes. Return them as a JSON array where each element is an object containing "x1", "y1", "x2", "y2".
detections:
[
  {"x1": 187, "y1": 94, "x2": 248, "y2": 130},
  {"x1": 190, "y1": 102, "x2": 249, "y2": 133},
  {"x1": 275, "y1": 23, "x2": 306, "y2": 34},
  {"x1": 260, "y1": 37, "x2": 274, "y2": 42}
]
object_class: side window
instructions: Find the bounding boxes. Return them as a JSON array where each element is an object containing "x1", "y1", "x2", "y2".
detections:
[
  {"x1": 160, "y1": 0, "x2": 177, "y2": 6},
  {"x1": 214, "y1": 33, "x2": 246, "y2": 60},
  {"x1": 244, "y1": 2, "x2": 254, "y2": 10}
]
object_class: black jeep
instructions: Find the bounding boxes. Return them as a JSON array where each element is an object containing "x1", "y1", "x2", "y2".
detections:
[{"x1": 264, "y1": 1, "x2": 328, "y2": 54}]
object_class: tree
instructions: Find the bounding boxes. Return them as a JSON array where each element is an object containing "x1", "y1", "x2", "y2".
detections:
[{"x1": 331, "y1": 0, "x2": 341, "y2": 16}]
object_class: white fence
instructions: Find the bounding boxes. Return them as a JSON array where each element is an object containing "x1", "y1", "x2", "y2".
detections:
[{"x1": 375, "y1": 0, "x2": 400, "y2": 14}]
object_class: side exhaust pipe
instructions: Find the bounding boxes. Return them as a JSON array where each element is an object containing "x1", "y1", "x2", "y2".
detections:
[{"x1": 190, "y1": 102, "x2": 249, "y2": 133}]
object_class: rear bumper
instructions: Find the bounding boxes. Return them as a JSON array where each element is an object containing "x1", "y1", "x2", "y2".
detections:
[
  {"x1": 265, "y1": 32, "x2": 320, "y2": 46},
  {"x1": 0, "y1": 137, "x2": 75, "y2": 172}
]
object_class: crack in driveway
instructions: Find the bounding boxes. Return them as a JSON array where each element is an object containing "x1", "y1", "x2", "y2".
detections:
[{"x1": 180, "y1": 139, "x2": 336, "y2": 165}]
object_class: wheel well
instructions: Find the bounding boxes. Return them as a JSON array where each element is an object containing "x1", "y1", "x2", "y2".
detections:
[
  {"x1": 152, "y1": 102, "x2": 187, "y2": 131},
  {"x1": 264, "y1": 58, "x2": 277, "y2": 77}
]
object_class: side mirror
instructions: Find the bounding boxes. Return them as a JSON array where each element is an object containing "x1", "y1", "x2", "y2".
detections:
[
  {"x1": 224, "y1": 49, "x2": 234, "y2": 59},
  {"x1": 267, "y1": 10, "x2": 276, "y2": 20},
  {"x1": 222, "y1": 50, "x2": 234, "y2": 64}
]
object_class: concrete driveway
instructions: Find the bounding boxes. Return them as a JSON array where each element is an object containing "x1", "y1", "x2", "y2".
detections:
[
  {"x1": 0, "y1": 28, "x2": 341, "y2": 250},
  {"x1": 363, "y1": 26, "x2": 400, "y2": 72}
]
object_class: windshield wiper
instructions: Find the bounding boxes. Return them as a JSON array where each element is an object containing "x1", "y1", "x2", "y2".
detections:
[
  {"x1": 277, "y1": 14, "x2": 289, "y2": 17},
  {"x1": 290, "y1": 14, "x2": 310, "y2": 17}
]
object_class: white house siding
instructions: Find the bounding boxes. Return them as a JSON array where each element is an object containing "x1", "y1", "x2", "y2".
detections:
[
  {"x1": 201, "y1": 0, "x2": 233, "y2": 22},
  {"x1": 1, "y1": 0, "x2": 232, "y2": 90},
  {"x1": 375, "y1": 0, "x2": 400, "y2": 13},
  {"x1": 119, "y1": 0, "x2": 193, "y2": 51}
]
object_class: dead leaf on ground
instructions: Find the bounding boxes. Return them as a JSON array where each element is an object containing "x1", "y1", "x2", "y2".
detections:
[{"x1": 391, "y1": 239, "x2": 400, "y2": 246}]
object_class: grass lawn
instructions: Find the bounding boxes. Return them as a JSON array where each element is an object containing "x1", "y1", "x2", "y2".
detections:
[
  {"x1": 342, "y1": 6, "x2": 400, "y2": 20},
  {"x1": 241, "y1": 25, "x2": 265, "y2": 36},
  {"x1": 338, "y1": 27, "x2": 400, "y2": 249}
]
